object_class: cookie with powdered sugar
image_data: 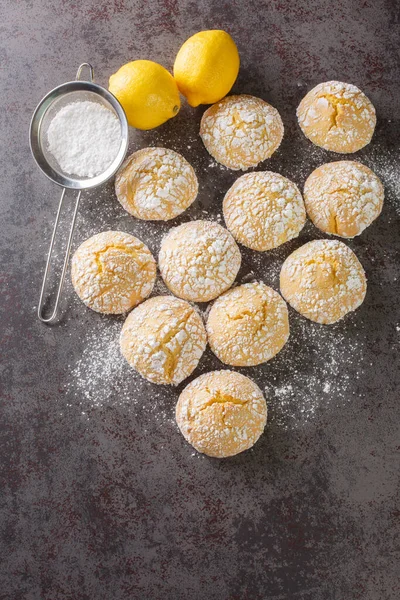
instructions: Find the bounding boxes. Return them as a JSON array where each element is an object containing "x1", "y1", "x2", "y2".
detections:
[
  {"x1": 115, "y1": 147, "x2": 198, "y2": 221},
  {"x1": 297, "y1": 81, "x2": 376, "y2": 153},
  {"x1": 71, "y1": 231, "x2": 156, "y2": 314},
  {"x1": 280, "y1": 239, "x2": 367, "y2": 324},
  {"x1": 120, "y1": 296, "x2": 206, "y2": 385},
  {"x1": 176, "y1": 370, "x2": 268, "y2": 458},
  {"x1": 206, "y1": 282, "x2": 289, "y2": 367},
  {"x1": 159, "y1": 220, "x2": 241, "y2": 303},
  {"x1": 303, "y1": 161, "x2": 384, "y2": 238},
  {"x1": 200, "y1": 94, "x2": 284, "y2": 170},
  {"x1": 223, "y1": 171, "x2": 306, "y2": 251}
]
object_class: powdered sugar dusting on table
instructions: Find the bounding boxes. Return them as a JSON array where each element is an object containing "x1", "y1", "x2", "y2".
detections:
[
  {"x1": 266, "y1": 316, "x2": 365, "y2": 428},
  {"x1": 63, "y1": 100, "x2": 396, "y2": 434},
  {"x1": 363, "y1": 143, "x2": 400, "y2": 216},
  {"x1": 65, "y1": 319, "x2": 172, "y2": 424},
  {"x1": 65, "y1": 293, "x2": 365, "y2": 431}
]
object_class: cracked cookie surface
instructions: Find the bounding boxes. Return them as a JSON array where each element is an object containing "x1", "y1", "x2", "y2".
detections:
[
  {"x1": 115, "y1": 147, "x2": 198, "y2": 221},
  {"x1": 303, "y1": 161, "x2": 384, "y2": 238},
  {"x1": 176, "y1": 370, "x2": 267, "y2": 457},
  {"x1": 223, "y1": 171, "x2": 306, "y2": 250},
  {"x1": 200, "y1": 94, "x2": 284, "y2": 170},
  {"x1": 207, "y1": 282, "x2": 289, "y2": 366},
  {"x1": 159, "y1": 220, "x2": 241, "y2": 302},
  {"x1": 280, "y1": 239, "x2": 367, "y2": 324},
  {"x1": 120, "y1": 296, "x2": 206, "y2": 385},
  {"x1": 297, "y1": 81, "x2": 376, "y2": 153},
  {"x1": 71, "y1": 231, "x2": 156, "y2": 314}
]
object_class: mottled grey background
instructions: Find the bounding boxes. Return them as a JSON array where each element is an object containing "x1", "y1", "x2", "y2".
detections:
[{"x1": 1, "y1": 1, "x2": 399, "y2": 599}]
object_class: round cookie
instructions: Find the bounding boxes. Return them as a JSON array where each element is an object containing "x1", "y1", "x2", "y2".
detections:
[
  {"x1": 159, "y1": 220, "x2": 241, "y2": 302},
  {"x1": 223, "y1": 171, "x2": 306, "y2": 251},
  {"x1": 206, "y1": 282, "x2": 289, "y2": 366},
  {"x1": 71, "y1": 231, "x2": 156, "y2": 314},
  {"x1": 200, "y1": 94, "x2": 284, "y2": 170},
  {"x1": 280, "y1": 240, "x2": 367, "y2": 324},
  {"x1": 303, "y1": 161, "x2": 384, "y2": 238},
  {"x1": 115, "y1": 147, "x2": 198, "y2": 221},
  {"x1": 207, "y1": 282, "x2": 289, "y2": 366},
  {"x1": 297, "y1": 81, "x2": 376, "y2": 153},
  {"x1": 120, "y1": 296, "x2": 206, "y2": 385},
  {"x1": 176, "y1": 370, "x2": 267, "y2": 458}
]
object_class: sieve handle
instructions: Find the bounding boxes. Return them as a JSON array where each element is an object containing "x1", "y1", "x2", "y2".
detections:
[
  {"x1": 37, "y1": 189, "x2": 81, "y2": 323},
  {"x1": 76, "y1": 62, "x2": 94, "y2": 82},
  {"x1": 37, "y1": 62, "x2": 94, "y2": 323}
]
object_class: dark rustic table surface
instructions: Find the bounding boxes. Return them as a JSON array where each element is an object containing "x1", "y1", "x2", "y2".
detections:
[{"x1": 1, "y1": 1, "x2": 399, "y2": 599}]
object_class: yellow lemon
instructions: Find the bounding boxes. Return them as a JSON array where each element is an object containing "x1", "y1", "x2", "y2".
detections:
[
  {"x1": 109, "y1": 60, "x2": 180, "y2": 130},
  {"x1": 173, "y1": 30, "x2": 240, "y2": 107}
]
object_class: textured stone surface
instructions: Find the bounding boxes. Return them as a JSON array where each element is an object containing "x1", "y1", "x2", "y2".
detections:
[{"x1": 1, "y1": 1, "x2": 399, "y2": 599}]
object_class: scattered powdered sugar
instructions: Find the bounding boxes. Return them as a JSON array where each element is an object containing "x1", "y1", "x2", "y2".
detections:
[
  {"x1": 274, "y1": 383, "x2": 294, "y2": 399},
  {"x1": 47, "y1": 100, "x2": 121, "y2": 177},
  {"x1": 65, "y1": 303, "x2": 365, "y2": 432},
  {"x1": 65, "y1": 319, "x2": 173, "y2": 425},
  {"x1": 264, "y1": 316, "x2": 365, "y2": 428},
  {"x1": 62, "y1": 97, "x2": 397, "y2": 437},
  {"x1": 67, "y1": 320, "x2": 128, "y2": 405},
  {"x1": 66, "y1": 181, "x2": 367, "y2": 431},
  {"x1": 363, "y1": 143, "x2": 400, "y2": 216}
]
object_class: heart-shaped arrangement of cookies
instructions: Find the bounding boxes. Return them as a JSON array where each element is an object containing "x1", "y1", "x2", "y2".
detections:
[{"x1": 66, "y1": 31, "x2": 383, "y2": 459}]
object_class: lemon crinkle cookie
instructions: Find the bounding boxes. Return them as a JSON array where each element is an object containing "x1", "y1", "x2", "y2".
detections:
[
  {"x1": 120, "y1": 296, "x2": 206, "y2": 385},
  {"x1": 304, "y1": 161, "x2": 384, "y2": 238},
  {"x1": 200, "y1": 94, "x2": 284, "y2": 170},
  {"x1": 71, "y1": 231, "x2": 156, "y2": 314},
  {"x1": 297, "y1": 81, "x2": 376, "y2": 153},
  {"x1": 159, "y1": 220, "x2": 241, "y2": 302},
  {"x1": 207, "y1": 282, "x2": 289, "y2": 366},
  {"x1": 115, "y1": 147, "x2": 198, "y2": 221},
  {"x1": 280, "y1": 239, "x2": 367, "y2": 324},
  {"x1": 176, "y1": 370, "x2": 267, "y2": 457},
  {"x1": 223, "y1": 171, "x2": 306, "y2": 251}
]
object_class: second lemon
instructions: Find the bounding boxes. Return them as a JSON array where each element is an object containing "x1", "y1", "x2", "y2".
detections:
[{"x1": 173, "y1": 30, "x2": 240, "y2": 107}]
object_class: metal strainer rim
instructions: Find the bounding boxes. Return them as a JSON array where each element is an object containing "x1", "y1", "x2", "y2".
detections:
[{"x1": 29, "y1": 80, "x2": 129, "y2": 190}]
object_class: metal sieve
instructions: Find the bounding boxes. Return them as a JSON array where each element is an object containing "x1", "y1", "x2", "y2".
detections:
[{"x1": 30, "y1": 63, "x2": 129, "y2": 323}]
